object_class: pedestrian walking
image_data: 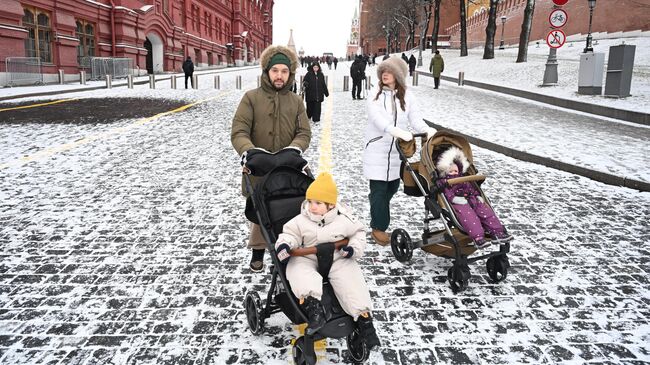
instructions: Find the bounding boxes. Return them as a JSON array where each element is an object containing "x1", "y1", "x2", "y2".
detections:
[
  {"x1": 182, "y1": 56, "x2": 194, "y2": 89},
  {"x1": 362, "y1": 56, "x2": 436, "y2": 245},
  {"x1": 303, "y1": 62, "x2": 329, "y2": 123},
  {"x1": 231, "y1": 45, "x2": 312, "y2": 272},
  {"x1": 333, "y1": 57, "x2": 338, "y2": 70},
  {"x1": 401, "y1": 53, "x2": 408, "y2": 65},
  {"x1": 408, "y1": 54, "x2": 416, "y2": 77},
  {"x1": 350, "y1": 55, "x2": 366, "y2": 100},
  {"x1": 429, "y1": 50, "x2": 445, "y2": 89},
  {"x1": 326, "y1": 56, "x2": 332, "y2": 70}
]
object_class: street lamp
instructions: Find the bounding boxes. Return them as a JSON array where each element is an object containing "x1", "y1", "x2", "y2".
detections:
[
  {"x1": 584, "y1": 0, "x2": 597, "y2": 52},
  {"x1": 499, "y1": 16, "x2": 507, "y2": 50},
  {"x1": 382, "y1": 24, "x2": 390, "y2": 54}
]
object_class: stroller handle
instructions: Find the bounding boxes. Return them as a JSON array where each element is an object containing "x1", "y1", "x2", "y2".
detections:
[
  {"x1": 290, "y1": 238, "x2": 349, "y2": 256},
  {"x1": 412, "y1": 132, "x2": 427, "y2": 138},
  {"x1": 447, "y1": 174, "x2": 486, "y2": 185}
]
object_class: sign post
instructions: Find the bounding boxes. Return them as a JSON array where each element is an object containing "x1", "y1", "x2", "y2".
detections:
[{"x1": 542, "y1": 2, "x2": 569, "y2": 86}]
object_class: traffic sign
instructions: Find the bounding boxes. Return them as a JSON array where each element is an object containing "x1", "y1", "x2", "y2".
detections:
[
  {"x1": 552, "y1": 0, "x2": 569, "y2": 5},
  {"x1": 546, "y1": 29, "x2": 566, "y2": 48},
  {"x1": 549, "y1": 9, "x2": 568, "y2": 28}
]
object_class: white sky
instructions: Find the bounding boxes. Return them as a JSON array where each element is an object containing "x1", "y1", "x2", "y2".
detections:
[{"x1": 272, "y1": 0, "x2": 359, "y2": 57}]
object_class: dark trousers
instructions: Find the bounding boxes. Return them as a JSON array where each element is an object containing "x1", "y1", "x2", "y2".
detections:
[
  {"x1": 369, "y1": 179, "x2": 400, "y2": 231},
  {"x1": 306, "y1": 101, "x2": 322, "y2": 122},
  {"x1": 434, "y1": 77, "x2": 440, "y2": 89},
  {"x1": 185, "y1": 74, "x2": 193, "y2": 89},
  {"x1": 352, "y1": 78, "x2": 362, "y2": 99}
]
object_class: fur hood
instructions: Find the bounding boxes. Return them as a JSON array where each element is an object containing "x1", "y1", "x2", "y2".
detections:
[
  {"x1": 436, "y1": 146, "x2": 469, "y2": 177},
  {"x1": 376, "y1": 56, "x2": 408, "y2": 89},
  {"x1": 259, "y1": 45, "x2": 299, "y2": 74}
]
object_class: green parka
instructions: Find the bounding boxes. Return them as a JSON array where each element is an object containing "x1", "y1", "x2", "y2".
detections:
[
  {"x1": 429, "y1": 53, "x2": 445, "y2": 78},
  {"x1": 231, "y1": 45, "x2": 311, "y2": 194}
]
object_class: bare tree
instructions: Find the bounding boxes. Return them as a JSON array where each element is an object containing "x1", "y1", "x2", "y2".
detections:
[
  {"x1": 459, "y1": 0, "x2": 468, "y2": 56},
  {"x1": 418, "y1": 0, "x2": 434, "y2": 51},
  {"x1": 483, "y1": 0, "x2": 499, "y2": 59},
  {"x1": 431, "y1": 0, "x2": 442, "y2": 53},
  {"x1": 516, "y1": 0, "x2": 536, "y2": 63}
]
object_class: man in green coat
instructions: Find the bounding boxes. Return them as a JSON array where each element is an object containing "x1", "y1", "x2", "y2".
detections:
[
  {"x1": 429, "y1": 50, "x2": 445, "y2": 89},
  {"x1": 231, "y1": 44, "x2": 311, "y2": 272}
]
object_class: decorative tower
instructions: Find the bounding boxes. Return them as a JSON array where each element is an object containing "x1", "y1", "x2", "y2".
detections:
[
  {"x1": 346, "y1": 8, "x2": 360, "y2": 58},
  {"x1": 287, "y1": 29, "x2": 297, "y2": 56}
]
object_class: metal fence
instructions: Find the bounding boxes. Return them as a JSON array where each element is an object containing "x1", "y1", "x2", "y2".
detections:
[
  {"x1": 81, "y1": 57, "x2": 133, "y2": 80},
  {"x1": 5, "y1": 57, "x2": 43, "y2": 86}
]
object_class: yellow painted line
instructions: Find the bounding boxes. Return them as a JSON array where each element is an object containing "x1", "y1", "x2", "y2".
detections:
[
  {"x1": 0, "y1": 92, "x2": 229, "y2": 171},
  {"x1": 317, "y1": 77, "x2": 335, "y2": 174},
  {"x1": 0, "y1": 98, "x2": 79, "y2": 112}
]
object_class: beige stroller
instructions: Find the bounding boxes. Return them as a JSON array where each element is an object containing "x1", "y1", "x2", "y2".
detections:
[{"x1": 392, "y1": 131, "x2": 512, "y2": 292}]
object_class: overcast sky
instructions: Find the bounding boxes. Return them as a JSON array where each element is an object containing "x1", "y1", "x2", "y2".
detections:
[{"x1": 272, "y1": 0, "x2": 359, "y2": 57}]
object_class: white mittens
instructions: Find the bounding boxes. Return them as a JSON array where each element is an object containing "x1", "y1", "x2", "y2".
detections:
[{"x1": 388, "y1": 127, "x2": 413, "y2": 141}]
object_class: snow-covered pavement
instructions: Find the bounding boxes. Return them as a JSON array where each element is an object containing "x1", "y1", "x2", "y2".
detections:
[{"x1": 0, "y1": 65, "x2": 649, "y2": 364}]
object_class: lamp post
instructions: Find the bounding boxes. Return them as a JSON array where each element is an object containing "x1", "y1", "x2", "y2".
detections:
[
  {"x1": 382, "y1": 25, "x2": 390, "y2": 54},
  {"x1": 584, "y1": 0, "x2": 597, "y2": 53},
  {"x1": 499, "y1": 16, "x2": 507, "y2": 50}
]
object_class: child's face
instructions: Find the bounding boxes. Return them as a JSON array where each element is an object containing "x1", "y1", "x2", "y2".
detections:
[
  {"x1": 308, "y1": 199, "x2": 332, "y2": 215},
  {"x1": 447, "y1": 164, "x2": 459, "y2": 175}
]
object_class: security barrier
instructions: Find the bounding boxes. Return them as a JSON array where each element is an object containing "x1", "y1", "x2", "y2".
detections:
[
  {"x1": 5, "y1": 57, "x2": 43, "y2": 86},
  {"x1": 80, "y1": 57, "x2": 133, "y2": 80}
]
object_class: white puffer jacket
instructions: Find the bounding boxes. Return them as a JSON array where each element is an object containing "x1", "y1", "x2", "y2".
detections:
[
  {"x1": 362, "y1": 87, "x2": 430, "y2": 181},
  {"x1": 275, "y1": 201, "x2": 366, "y2": 260}
]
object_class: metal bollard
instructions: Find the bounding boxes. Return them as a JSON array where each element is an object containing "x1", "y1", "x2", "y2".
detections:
[
  {"x1": 365, "y1": 76, "x2": 371, "y2": 90},
  {"x1": 257, "y1": 76, "x2": 261, "y2": 88},
  {"x1": 58, "y1": 69, "x2": 65, "y2": 84},
  {"x1": 106, "y1": 75, "x2": 112, "y2": 89},
  {"x1": 458, "y1": 72, "x2": 465, "y2": 86},
  {"x1": 343, "y1": 76, "x2": 349, "y2": 91},
  {"x1": 236, "y1": 75, "x2": 242, "y2": 89},
  {"x1": 80, "y1": 70, "x2": 86, "y2": 85},
  {"x1": 299, "y1": 75, "x2": 304, "y2": 88},
  {"x1": 127, "y1": 74, "x2": 133, "y2": 89},
  {"x1": 325, "y1": 75, "x2": 328, "y2": 85},
  {"x1": 192, "y1": 74, "x2": 198, "y2": 89},
  {"x1": 149, "y1": 74, "x2": 155, "y2": 89},
  {"x1": 171, "y1": 75, "x2": 177, "y2": 89},
  {"x1": 214, "y1": 75, "x2": 220, "y2": 89},
  {"x1": 412, "y1": 72, "x2": 419, "y2": 86}
]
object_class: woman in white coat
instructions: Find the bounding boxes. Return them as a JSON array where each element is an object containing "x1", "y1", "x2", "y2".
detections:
[{"x1": 362, "y1": 56, "x2": 436, "y2": 245}]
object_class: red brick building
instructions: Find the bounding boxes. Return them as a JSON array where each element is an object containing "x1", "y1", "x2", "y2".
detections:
[{"x1": 0, "y1": 0, "x2": 274, "y2": 84}]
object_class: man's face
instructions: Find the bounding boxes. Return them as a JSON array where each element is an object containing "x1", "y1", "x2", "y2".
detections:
[{"x1": 268, "y1": 64, "x2": 290, "y2": 89}]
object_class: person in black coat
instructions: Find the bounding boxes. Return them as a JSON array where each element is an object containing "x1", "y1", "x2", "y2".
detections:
[
  {"x1": 408, "y1": 54, "x2": 417, "y2": 76},
  {"x1": 350, "y1": 55, "x2": 366, "y2": 100},
  {"x1": 401, "y1": 53, "x2": 408, "y2": 65},
  {"x1": 182, "y1": 56, "x2": 194, "y2": 89},
  {"x1": 333, "y1": 57, "x2": 338, "y2": 70},
  {"x1": 303, "y1": 62, "x2": 329, "y2": 122}
]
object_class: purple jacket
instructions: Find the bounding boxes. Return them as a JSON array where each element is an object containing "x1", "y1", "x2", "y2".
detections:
[{"x1": 442, "y1": 173, "x2": 482, "y2": 207}]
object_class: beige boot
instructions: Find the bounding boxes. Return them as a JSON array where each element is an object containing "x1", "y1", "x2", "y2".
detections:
[{"x1": 371, "y1": 229, "x2": 390, "y2": 246}]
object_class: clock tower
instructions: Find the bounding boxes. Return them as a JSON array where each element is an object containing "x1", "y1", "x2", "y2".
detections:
[{"x1": 346, "y1": 8, "x2": 360, "y2": 58}]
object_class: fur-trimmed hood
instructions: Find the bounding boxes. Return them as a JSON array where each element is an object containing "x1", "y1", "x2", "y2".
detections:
[
  {"x1": 260, "y1": 45, "x2": 299, "y2": 73},
  {"x1": 376, "y1": 56, "x2": 408, "y2": 89},
  {"x1": 436, "y1": 146, "x2": 469, "y2": 177}
]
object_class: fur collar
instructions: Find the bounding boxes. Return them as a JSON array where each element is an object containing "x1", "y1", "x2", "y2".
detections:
[{"x1": 436, "y1": 146, "x2": 469, "y2": 177}]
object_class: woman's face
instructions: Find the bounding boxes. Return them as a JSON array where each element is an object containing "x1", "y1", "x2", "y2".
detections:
[
  {"x1": 382, "y1": 71, "x2": 396, "y2": 87},
  {"x1": 312, "y1": 65, "x2": 319, "y2": 73}
]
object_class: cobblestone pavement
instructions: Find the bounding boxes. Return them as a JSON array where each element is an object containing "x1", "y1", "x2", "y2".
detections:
[{"x1": 0, "y1": 69, "x2": 649, "y2": 364}]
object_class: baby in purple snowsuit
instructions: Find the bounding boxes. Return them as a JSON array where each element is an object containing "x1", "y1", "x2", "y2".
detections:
[{"x1": 435, "y1": 146, "x2": 509, "y2": 249}]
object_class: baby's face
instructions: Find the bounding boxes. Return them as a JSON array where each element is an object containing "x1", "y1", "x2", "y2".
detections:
[
  {"x1": 308, "y1": 199, "x2": 331, "y2": 215},
  {"x1": 447, "y1": 164, "x2": 459, "y2": 175}
]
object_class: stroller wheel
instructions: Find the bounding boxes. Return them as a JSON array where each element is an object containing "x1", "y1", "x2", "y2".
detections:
[
  {"x1": 447, "y1": 264, "x2": 470, "y2": 293},
  {"x1": 244, "y1": 291, "x2": 265, "y2": 335},
  {"x1": 346, "y1": 327, "x2": 369, "y2": 363},
  {"x1": 390, "y1": 229, "x2": 413, "y2": 263},
  {"x1": 486, "y1": 255, "x2": 510, "y2": 282},
  {"x1": 292, "y1": 336, "x2": 316, "y2": 365}
]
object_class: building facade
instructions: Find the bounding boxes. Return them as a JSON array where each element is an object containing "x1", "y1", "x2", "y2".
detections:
[{"x1": 0, "y1": 0, "x2": 274, "y2": 84}]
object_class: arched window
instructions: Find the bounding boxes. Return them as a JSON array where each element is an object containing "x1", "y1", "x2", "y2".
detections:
[
  {"x1": 76, "y1": 20, "x2": 95, "y2": 65},
  {"x1": 23, "y1": 7, "x2": 52, "y2": 63}
]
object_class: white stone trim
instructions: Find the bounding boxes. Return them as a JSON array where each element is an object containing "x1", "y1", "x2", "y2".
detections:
[
  {"x1": 56, "y1": 34, "x2": 79, "y2": 42},
  {"x1": 0, "y1": 24, "x2": 28, "y2": 33}
]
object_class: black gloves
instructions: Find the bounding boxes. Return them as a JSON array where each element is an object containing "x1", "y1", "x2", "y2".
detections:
[
  {"x1": 276, "y1": 243, "x2": 291, "y2": 264},
  {"x1": 339, "y1": 246, "x2": 354, "y2": 258}
]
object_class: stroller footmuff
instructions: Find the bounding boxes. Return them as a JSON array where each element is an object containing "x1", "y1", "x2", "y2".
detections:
[
  {"x1": 242, "y1": 151, "x2": 369, "y2": 364},
  {"x1": 392, "y1": 131, "x2": 512, "y2": 293}
]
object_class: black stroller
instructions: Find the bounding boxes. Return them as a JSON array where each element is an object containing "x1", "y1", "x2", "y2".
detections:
[
  {"x1": 241, "y1": 149, "x2": 370, "y2": 365},
  {"x1": 391, "y1": 131, "x2": 512, "y2": 293}
]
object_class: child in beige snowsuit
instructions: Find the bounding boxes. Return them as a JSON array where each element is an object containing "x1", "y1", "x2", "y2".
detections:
[{"x1": 275, "y1": 172, "x2": 380, "y2": 350}]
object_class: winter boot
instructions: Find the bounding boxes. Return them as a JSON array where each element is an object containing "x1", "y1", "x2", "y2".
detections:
[
  {"x1": 249, "y1": 249, "x2": 265, "y2": 272},
  {"x1": 302, "y1": 297, "x2": 326, "y2": 336},
  {"x1": 357, "y1": 314, "x2": 381, "y2": 351}
]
